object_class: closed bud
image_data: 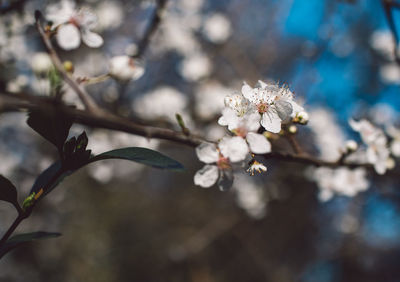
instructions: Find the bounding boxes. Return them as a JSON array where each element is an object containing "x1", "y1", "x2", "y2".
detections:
[
  {"x1": 288, "y1": 125, "x2": 297, "y2": 134},
  {"x1": 345, "y1": 140, "x2": 358, "y2": 152},
  {"x1": 63, "y1": 60, "x2": 74, "y2": 73}
]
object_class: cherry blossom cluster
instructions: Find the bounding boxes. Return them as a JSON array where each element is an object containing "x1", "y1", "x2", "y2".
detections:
[{"x1": 194, "y1": 80, "x2": 307, "y2": 190}]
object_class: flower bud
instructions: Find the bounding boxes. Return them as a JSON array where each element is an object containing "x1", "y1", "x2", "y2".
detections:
[
  {"x1": 288, "y1": 125, "x2": 297, "y2": 134},
  {"x1": 386, "y1": 157, "x2": 396, "y2": 170},
  {"x1": 31, "y1": 52, "x2": 53, "y2": 74},
  {"x1": 109, "y1": 56, "x2": 145, "y2": 81},
  {"x1": 345, "y1": 140, "x2": 358, "y2": 152},
  {"x1": 295, "y1": 111, "x2": 309, "y2": 125},
  {"x1": 63, "y1": 60, "x2": 74, "y2": 73}
]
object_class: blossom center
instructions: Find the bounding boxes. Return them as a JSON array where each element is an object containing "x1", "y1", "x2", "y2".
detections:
[
  {"x1": 257, "y1": 102, "x2": 269, "y2": 114},
  {"x1": 217, "y1": 156, "x2": 231, "y2": 170}
]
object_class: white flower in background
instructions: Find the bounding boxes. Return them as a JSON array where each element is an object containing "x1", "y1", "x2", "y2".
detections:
[
  {"x1": 309, "y1": 167, "x2": 369, "y2": 201},
  {"x1": 46, "y1": 0, "x2": 103, "y2": 50},
  {"x1": 387, "y1": 126, "x2": 400, "y2": 157},
  {"x1": 308, "y1": 109, "x2": 346, "y2": 161},
  {"x1": 369, "y1": 30, "x2": 397, "y2": 60},
  {"x1": 349, "y1": 119, "x2": 390, "y2": 174},
  {"x1": 202, "y1": 13, "x2": 232, "y2": 44},
  {"x1": 96, "y1": 1, "x2": 124, "y2": 31},
  {"x1": 178, "y1": 52, "x2": 212, "y2": 82},
  {"x1": 369, "y1": 103, "x2": 396, "y2": 126},
  {"x1": 194, "y1": 82, "x2": 232, "y2": 120},
  {"x1": 242, "y1": 81, "x2": 303, "y2": 133},
  {"x1": 132, "y1": 86, "x2": 188, "y2": 123},
  {"x1": 194, "y1": 137, "x2": 248, "y2": 190},
  {"x1": 233, "y1": 173, "x2": 267, "y2": 219},
  {"x1": 379, "y1": 63, "x2": 400, "y2": 85},
  {"x1": 31, "y1": 52, "x2": 53, "y2": 74},
  {"x1": 109, "y1": 56, "x2": 145, "y2": 81}
]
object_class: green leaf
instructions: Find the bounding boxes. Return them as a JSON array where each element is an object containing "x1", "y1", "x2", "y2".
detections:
[
  {"x1": 27, "y1": 111, "x2": 73, "y2": 151},
  {"x1": 0, "y1": 231, "x2": 61, "y2": 259},
  {"x1": 0, "y1": 175, "x2": 19, "y2": 209},
  {"x1": 89, "y1": 147, "x2": 184, "y2": 170},
  {"x1": 30, "y1": 161, "x2": 72, "y2": 197}
]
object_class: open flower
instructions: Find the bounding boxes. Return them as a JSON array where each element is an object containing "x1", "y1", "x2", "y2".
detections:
[
  {"x1": 349, "y1": 119, "x2": 390, "y2": 174},
  {"x1": 109, "y1": 56, "x2": 145, "y2": 81},
  {"x1": 219, "y1": 92, "x2": 271, "y2": 154},
  {"x1": 194, "y1": 137, "x2": 248, "y2": 190},
  {"x1": 241, "y1": 81, "x2": 303, "y2": 133},
  {"x1": 46, "y1": 0, "x2": 103, "y2": 50}
]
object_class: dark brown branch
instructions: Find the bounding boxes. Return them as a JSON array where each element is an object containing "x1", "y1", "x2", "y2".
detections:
[
  {"x1": 0, "y1": 92, "x2": 375, "y2": 171},
  {"x1": 35, "y1": 11, "x2": 103, "y2": 115},
  {"x1": 134, "y1": 0, "x2": 169, "y2": 58}
]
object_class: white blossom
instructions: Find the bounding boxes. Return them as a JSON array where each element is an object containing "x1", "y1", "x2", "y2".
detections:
[
  {"x1": 132, "y1": 86, "x2": 188, "y2": 123},
  {"x1": 194, "y1": 137, "x2": 249, "y2": 190},
  {"x1": 309, "y1": 167, "x2": 369, "y2": 201},
  {"x1": 202, "y1": 13, "x2": 232, "y2": 44},
  {"x1": 178, "y1": 52, "x2": 212, "y2": 82},
  {"x1": 109, "y1": 56, "x2": 144, "y2": 81},
  {"x1": 349, "y1": 119, "x2": 390, "y2": 174},
  {"x1": 387, "y1": 126, "x2": 400, "y2": 157},
  {"x1": 46, "y1": 1, "x2": 103, "y2": 50},
  {"x1": 31, "y1": 52, "x2": 53, "y2": 74},
  {"x1": 194, "y1": 82, "x2": 232, "y2": 121},
  {"x1": 241, "y1": 81, "x2": 303, "y2": 133}
]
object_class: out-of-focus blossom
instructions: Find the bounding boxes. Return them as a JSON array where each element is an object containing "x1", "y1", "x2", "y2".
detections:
[
  {"x1": 6, "y1": 75, "x2": 28, "y2": 93},
  {"x1": 109, "y1": 56, "x2": 145, "y2": 81},
  {"x1": 387, "y1": 126, "x2": 400, "y2": 157},
  {"x1": 349, "y1": 119, "x2": 390, "y2": 174},
  {"x1": 31, "y1": 52, "x2": 53, "y2": 74},
  {"x1": 379, "y1": 63, "x2": 400, "y2": 85},
  {"x1": 310, "y1": 167, "x2": 369, "y2": 201},
  {"x1": 178, "y1": 52, "x2": 212, "y2": 82},
  {"x1": 194, "y1": 82, "x2": 232, "y2": 121},
  {"x1": 233, "y1": 173, "x2": 267, "y2": 219},
  {"x1": 308, "y1": 109, "x2": 345, "y2": 161},
  {"x1": 202, "y1": 13, "x2": 232, "y2": 44},
  {"x1": 46, "y1": 0, "x2": 103, "y2": 50},
  {"x1": 96, "y1": 1, "x2": 124, "y2": 31},
  {"x1": 370, "y1": 30, "x2": 397, "y2": 60},
  {"x1": 132, "y1": 86, "x2": 188, "y2": 123}
]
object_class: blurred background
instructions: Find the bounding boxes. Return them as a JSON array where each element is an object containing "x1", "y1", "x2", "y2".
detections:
[{"x1": 1, "y1": 0, "x2": 400, "y2": 281}]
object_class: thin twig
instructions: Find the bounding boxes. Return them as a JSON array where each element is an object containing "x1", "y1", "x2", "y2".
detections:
[
  {"x1": 134, "y1": 0, "x2": 169, "y2": 58},
  {"x1": 34, "y1": 11, "x2": 103, "y2": 115}
]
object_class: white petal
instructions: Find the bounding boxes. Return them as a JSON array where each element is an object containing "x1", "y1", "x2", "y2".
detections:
[
  {"x1": 274, "y1": 100, "x2": 293, "y2": 121},
  {"x1": 241, "y1": 82, "x2": 257, "y2": 103},
  {"x1": 56, "y1": 24, "x2": 81, "y2": 50},
  {"x1": 261, "y1": 110, "x2": 282, "y2": 133},
  {"x1": 219, "y1": 136, "x2": 249, "y2": 162},
  {"x1": 290, "y1": 101, "x2": 304, "y2": 117},
  {"x1": 196, "y1": 142, "x2": 219, "y2": 163},
  {"x1": 194, "y1": 165, "x2": 219, "y2": 187},
  {"x1": 242, "y1": 111, "x2": 261, "y2": 132},
  {"x1": 81, "y1": 29, "x2": 103, "y2": 48},
  {"x1": 218, "y1": 107, "x2": 239, "y2": 131},
  {"x1": 246, "y1": 132, "x2": 271, "y2": 154}
]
